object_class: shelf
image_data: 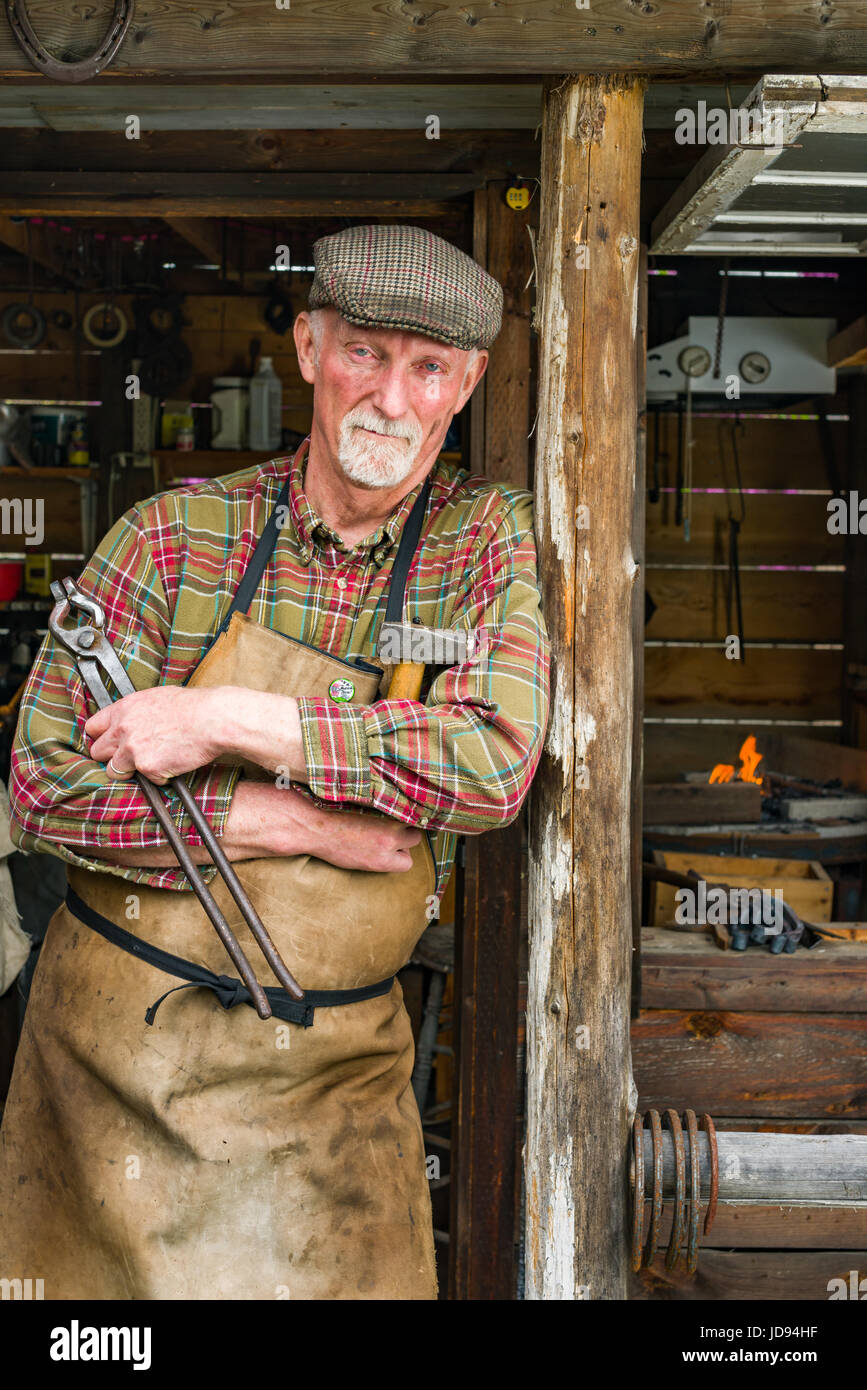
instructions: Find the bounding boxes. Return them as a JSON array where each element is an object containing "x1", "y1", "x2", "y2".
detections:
[
  {"x1": 0, "y1": 467, "x2": 99, "y2": 479},
  {"x1": 152, "y1": 450, "x2": 277, "y2": 468}
]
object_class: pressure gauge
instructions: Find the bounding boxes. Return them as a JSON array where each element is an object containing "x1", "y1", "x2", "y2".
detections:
[
  {"x1": 739, "y1": 351, "x2": 771, "y2": 385},
  {"x1": 677, "y1": 345, "x2": 711, "y2": 378}
]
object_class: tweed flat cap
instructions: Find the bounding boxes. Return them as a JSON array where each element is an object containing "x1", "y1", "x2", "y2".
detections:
[{"x1": 308, "y1": 224, "x2": 503, "y2": 351}]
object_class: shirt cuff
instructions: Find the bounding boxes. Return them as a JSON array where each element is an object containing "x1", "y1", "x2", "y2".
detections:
[
  {"x1": 8, "y1": 762, "x2": 243, "y2": 892},
  {"x1": 295, "y1": 696, "x2": 372, "y2": 805},
  {"x1": 178, "y1": 761, "x2": 243, "y2": 846}
]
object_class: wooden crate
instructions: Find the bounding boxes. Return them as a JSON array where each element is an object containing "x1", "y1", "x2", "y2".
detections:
[{"x1": 649, "y1": 850, "x2": 833, "y2": 926}]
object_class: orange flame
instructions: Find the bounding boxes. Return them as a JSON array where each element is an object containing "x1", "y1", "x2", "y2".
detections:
[{"x1": 709, "y1": 734, "x2": 763, "y2": 787}]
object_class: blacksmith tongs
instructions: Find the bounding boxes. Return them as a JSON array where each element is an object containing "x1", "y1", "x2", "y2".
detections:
[{"x1": 49, "y1": 576, "x2": 304, "y2": 1019}]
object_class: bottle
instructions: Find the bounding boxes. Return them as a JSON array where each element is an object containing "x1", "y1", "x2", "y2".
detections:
[
  {"x1": 248, "y1": 356, "x2": 282, "y2": 452},
  {"x1": 68, "y1": 417, "x2": 89, "y2": 466}
]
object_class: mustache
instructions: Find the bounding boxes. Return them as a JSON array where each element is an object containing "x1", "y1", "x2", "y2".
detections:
[{"x1": 341, "y1": 408, "x2": 423, "y2": 448}]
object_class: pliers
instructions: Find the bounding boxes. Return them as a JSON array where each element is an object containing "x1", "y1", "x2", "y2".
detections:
[{"x1": 48, "y1": 576, "x2": 304, "y2": 1019}]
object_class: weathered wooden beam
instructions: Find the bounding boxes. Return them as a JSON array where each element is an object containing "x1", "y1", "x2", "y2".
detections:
[
  {"x1": 0, "y1": 171, "x2": 471, "y2": 217},
  {"x1": 475, "y1": 182, "x2": 535, "y2": 489},
  {"x1": 649, "y1": 78, "x2": 820, "y2": 254},
  {"x1": 639, "y1": 1130, "x2": 867, "y2": 1203},
  {"x1": 450, "y1": 185, "x2": 533, "y2": 1299},
  {"x1": 631, "y1": 1249, "x2": 867, "y2": 1300},
  {"x1": 633, "y1": 1009, "x2": 867, "y2": 1117},
  {"x1": 450, "y1": 828, "x2": 523, "y2": 1300},
  {"x1": 0, "y1": 127, "x2": 543, "y2": 175},
  {"x1": 649, "y1": 1199, "x2": 867, "y2": 1250},
  {"x1": 641, "y1": 928, "x2": 867, "y2": 1013},
  {"x1": 526, "y1": 73, "x2": 645, "y2": 1301},
  {"x1": 0, "y1": 2, "x2": 865, "y2": 77},
  {"x1": 630, "y1": 244, "x2": 648, "y2": 1019}
]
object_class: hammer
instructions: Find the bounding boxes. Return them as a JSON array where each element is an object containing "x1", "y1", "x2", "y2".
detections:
[{"x1": 379, "y1": 620, "x2": 485, "y2": 699}]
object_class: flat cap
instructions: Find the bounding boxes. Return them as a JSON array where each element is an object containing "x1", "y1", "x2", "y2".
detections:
[{"x1": 308, "y1": 223, "x2": 503, "y2": 351}]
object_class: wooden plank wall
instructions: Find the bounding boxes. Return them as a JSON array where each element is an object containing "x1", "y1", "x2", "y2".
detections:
[
  {"x1": 636, "y1": 410, "x2": 864, "y2": 1300},
  {"x1": 644, "y1": 412, "x2": 848, "y2": 780}
]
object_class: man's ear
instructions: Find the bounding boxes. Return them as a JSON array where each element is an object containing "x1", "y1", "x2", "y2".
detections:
[
  {"x1": 455, "y1": 350, "x2": 489, "y2": 414},
  {"x1": 294, "y1": 312, "x2": 316, "y2": 386}
]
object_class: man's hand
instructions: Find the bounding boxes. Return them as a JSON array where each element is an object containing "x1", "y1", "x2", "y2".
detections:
[
  {"x1": 85, "y1": 687, "x2": 222, "y2": 784},
  {"x1": 84, "y1": 685, "x2": 308, "y2": 785},
  {"x1": 308, "y1": 807, "x2": 422, "y2": 873}
]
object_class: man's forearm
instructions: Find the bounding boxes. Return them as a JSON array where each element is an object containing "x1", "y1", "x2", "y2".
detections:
[
  {"x1": 209, "y1": 688, "x2": 308, "y2": 780},
  {"x1": 90, "y1": 782, "x2": 326, "y2": 868}
]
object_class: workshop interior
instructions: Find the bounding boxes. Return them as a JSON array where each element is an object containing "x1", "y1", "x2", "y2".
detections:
[{"x1": 0, "y1": 40, "x2": 866, "y2": 1304}]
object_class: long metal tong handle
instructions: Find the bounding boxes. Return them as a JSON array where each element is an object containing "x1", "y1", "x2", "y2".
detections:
[{"x1": 50, "y1": 580, "x2": 304, "y2": 1016}]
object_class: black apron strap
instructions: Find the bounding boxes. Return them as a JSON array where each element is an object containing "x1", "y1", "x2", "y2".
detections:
[
  {"x1": 384, "y1": 477, "x2": 432, "y2": 624},
  {"x1": 217, "y1": 466, "x2": 294, "y2": 637},
  {"x1": 66, "y1": 885, "x2": 395, "y2": 1028}
]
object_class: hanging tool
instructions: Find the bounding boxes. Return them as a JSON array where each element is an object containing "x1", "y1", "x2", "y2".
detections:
[
  {"x1": 674, "y1": 394, "x2": 684, "y2": 529},
  {"x1": 48, "y1": 576, "x2": 305, "y2": 1018},
  {"x1": 723, "y1": 416, "x2": 747, "y2": 663},
  {"x1": 648, "y1": 406, "x2": 661, "y2": 504}
]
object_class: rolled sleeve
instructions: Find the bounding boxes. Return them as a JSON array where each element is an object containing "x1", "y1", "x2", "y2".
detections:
[
  {"x1": 296, "y1": 698, "x2": 373, "y2": 805},
  {"x1": 8, "y1": 507, "x2": 244, "y2": 891},
  {"x1": 293, "y1": 493, "x2": 550, "y2": 836}
]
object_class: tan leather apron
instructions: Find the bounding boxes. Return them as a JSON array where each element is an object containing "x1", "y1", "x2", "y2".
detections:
[{"x1": 0, "y1": 471, "x2": 439, "y2": 1300}]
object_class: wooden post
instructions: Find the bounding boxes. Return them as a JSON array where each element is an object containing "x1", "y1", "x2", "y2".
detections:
[
  {"x1": 631, "y1": 244, "x2": 648, "y2": 1018},
  {"x1": 526, "y1": 73, "x2": 645, "y2": 1300},
  {"x1": 451, "y1": 179, "x2": 536, "y2": 1300}
]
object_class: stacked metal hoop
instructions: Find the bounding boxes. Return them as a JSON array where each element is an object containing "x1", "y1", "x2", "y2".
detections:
[{"x1": 631, "y1": 1109, "x2": 719, "y2": 1274}]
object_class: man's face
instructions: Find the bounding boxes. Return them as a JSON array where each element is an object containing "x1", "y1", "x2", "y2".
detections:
[{"x1": 294, "y1": 307, "x2": 488, "y2": 489}]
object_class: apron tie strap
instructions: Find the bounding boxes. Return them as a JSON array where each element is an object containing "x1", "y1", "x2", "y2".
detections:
[{"x1": 66, "y1": 885, "x2": 394, "y2": 1028}]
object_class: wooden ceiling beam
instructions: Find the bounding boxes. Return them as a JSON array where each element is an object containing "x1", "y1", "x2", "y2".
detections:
[
  {"x1": 0, "y1": 2, "x2": 864, "y2": 76},
  {"x1": 0, "y1": 128, "x2": 541, "y2": 176},
  {"x1": 0, "y1": 172, "x2": 471, "y2": 218}
]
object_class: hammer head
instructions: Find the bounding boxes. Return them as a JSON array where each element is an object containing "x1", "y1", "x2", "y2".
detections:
[{"x1": 376, "y1": 622, "x2": 487, "y2": 667}]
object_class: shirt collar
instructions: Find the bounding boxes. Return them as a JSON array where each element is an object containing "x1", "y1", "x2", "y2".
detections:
[{"x1": 286, "y1": 435, "x2": 432, "y2": 566}]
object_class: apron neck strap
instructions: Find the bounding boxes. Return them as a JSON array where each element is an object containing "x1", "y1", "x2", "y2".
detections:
[
  {"x1": 385, "y1": 476, "x2": 431, "y2": 624},
  {"x1": 220, "y1": 463, "x2": 432, "y2": 635},
  {"x1": 219, "y1": 467, "x2": 293, "y2": 633}
]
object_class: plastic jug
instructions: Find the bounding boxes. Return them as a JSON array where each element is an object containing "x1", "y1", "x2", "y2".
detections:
[
  {"x1": 248, "y1": 357, "x2": 283, "y2": 452},
  {"x1": 210, "y1": 378, "x2": 249, "y2": 450}
]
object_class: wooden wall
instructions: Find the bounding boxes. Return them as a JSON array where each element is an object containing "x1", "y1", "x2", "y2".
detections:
[
  {"x1": 644, "y1": 411, "x2": 848, "y2": 781},
  {"x1": 636, "y1": 405, "x2": 866, "y2": 1300}
]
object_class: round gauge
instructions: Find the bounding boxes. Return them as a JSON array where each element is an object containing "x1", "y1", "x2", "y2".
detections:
[
  {"x1": 677, "y1": 345, "x2": 712, "y2": 378},
  {"x1": 739, "y1": 351, "x2": 771, "y2": 385}
]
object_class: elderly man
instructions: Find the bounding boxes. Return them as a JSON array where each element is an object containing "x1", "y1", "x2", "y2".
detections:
[{"x1": 0, "y1": 224, "x2": 550, "y2": 1300}]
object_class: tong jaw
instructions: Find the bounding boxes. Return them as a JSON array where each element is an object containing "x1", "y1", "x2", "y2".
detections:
[
  {"x1": 50, "y1": 576, "x2": 106, "y2": 630},
  {"x1": 49, "y1": 577, "x2": 134, "y2": 709}
]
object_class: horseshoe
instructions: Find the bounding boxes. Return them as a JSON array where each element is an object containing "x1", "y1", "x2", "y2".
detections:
[{"x1": 5, "y1": 0, "x2": 134, "y2": 84}]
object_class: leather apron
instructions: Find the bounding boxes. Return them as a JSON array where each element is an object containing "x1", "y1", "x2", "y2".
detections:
[{"x1": 0, "y1": 469, "x2": 439, "y2": 1300}]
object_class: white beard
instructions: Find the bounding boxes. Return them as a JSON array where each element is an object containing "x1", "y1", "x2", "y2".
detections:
[{"x1": 337, "y1": 406, "x2": 425, "y2": 489}]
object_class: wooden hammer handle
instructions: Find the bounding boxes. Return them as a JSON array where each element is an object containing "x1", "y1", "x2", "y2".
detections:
[{"x1": 387, "y1": 661, "x2": 425, "y2": 700}]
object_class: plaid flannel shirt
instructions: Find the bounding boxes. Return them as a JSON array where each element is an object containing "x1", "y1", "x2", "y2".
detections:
[{"x1": 9, "y1": 439, "x2": 550, "y2": 901}]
